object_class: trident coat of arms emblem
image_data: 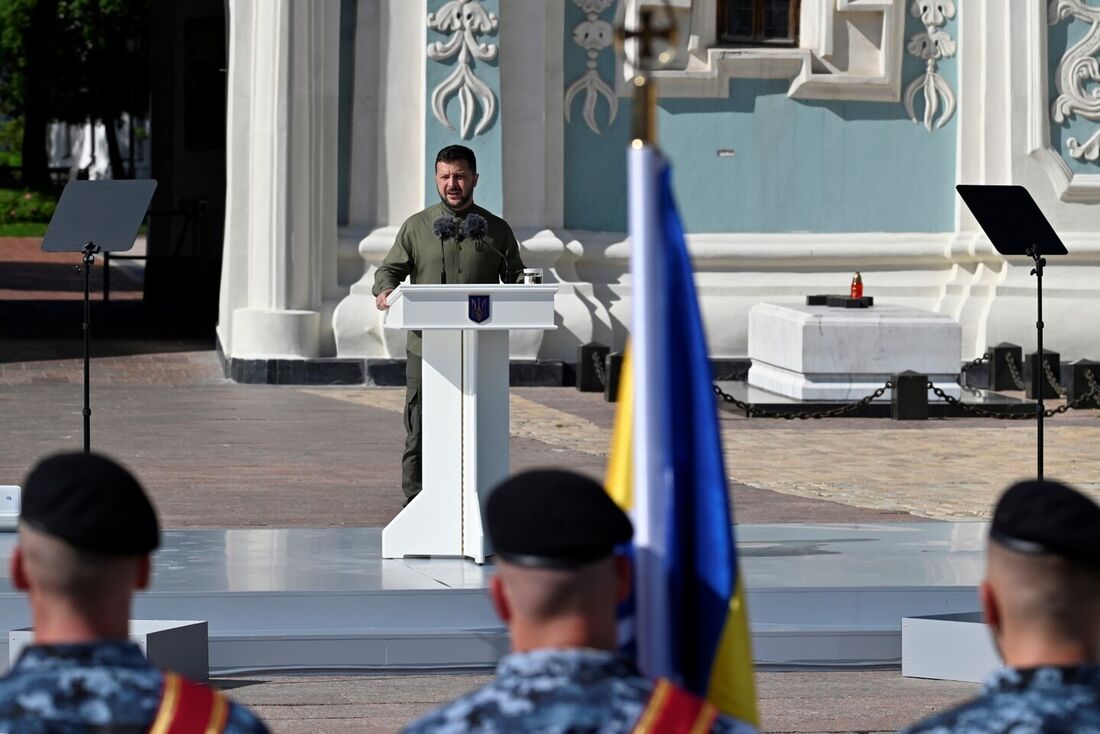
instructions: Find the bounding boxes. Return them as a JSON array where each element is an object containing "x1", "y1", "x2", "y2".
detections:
[{"x1": 468, "y1": 294, "x2": 491, "y2": 324}]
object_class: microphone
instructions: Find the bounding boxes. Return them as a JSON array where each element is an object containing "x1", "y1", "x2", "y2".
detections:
[
  {"x1": 432, "y1": 215, "x2": 459, "y2": 284},
  {"x1": 459, "y1": 213, "x2": 516, "y2": 283}
]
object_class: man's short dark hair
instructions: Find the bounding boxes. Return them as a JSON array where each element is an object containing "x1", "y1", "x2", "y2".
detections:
[{"x1": 436, "y1": 145, "x2": 477, "y2": 173}]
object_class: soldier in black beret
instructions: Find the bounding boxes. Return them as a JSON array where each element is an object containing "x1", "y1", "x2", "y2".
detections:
[
  {"x1": 903, "y1": 479, "x2": 1100, "y2": 734},
  {"x1": 403, "y1": 469, "x2": 755, "y2": 734},
  {"x1": 0, "y1": 452, "x2": 269, "y2": 733}
]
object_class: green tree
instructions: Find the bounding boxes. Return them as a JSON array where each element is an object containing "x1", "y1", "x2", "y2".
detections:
[
  {"x1": 0, "y1": 0, "x2": 150, "y2": 185},
  {"x1": 0, "y1": 0, "x2": 50, "y2": 186}
]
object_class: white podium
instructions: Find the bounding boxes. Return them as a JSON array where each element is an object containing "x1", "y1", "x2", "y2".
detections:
[{"x1": 381, "y1": 284, "x2": 558, "y2": 563}]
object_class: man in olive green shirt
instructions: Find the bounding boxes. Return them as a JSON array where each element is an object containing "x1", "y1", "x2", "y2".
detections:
[{"x1": 374, "y1": 145, "x2": 525, "y2": 504}]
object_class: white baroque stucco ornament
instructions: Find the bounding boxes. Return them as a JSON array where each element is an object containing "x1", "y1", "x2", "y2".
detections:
[
  {"x1": 564, "y1": 0, "x2": 618, "y2": 135},
  {"x1": 427, "y1": 0, "x2": 498, "y2": 138},
  {"x1": 1050, "y1": 0, "x2": 1100, "y2": 161},
  {"x1": 904, "y1": 0, "x2": 957, "y2": 132}
]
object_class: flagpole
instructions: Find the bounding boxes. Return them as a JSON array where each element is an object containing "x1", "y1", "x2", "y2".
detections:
[
  {"x1": 630, "y1": 70, "x2": 656, "y2": 147},
  {"x1": 622, "y1": 0, "x2": 676, "y2": 680},
  {"x1": 612, "y1": 7, "x2": 760, "y2": 725}
]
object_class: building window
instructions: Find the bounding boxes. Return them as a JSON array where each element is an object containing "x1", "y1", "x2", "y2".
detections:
[{"x1": 718, "y1": 0, "x2": 800, "y2": 46}]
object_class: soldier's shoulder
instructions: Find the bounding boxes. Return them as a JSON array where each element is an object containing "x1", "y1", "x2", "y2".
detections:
[
  {"x1": 899, "y1": 684, "x2": 1100, "y2": 734},
  {"x1": 162, "y1": 673, "x2": 269, "y2": 734},
  {"x1": 0, "y1": 657, "x2": 162, "y2": 726},
  {"x1": 403, "y1": 672, "x2": 753, "y2": 734},
  {"x1": 402, "y1": 664, "x2": 653, "y2": 733}
]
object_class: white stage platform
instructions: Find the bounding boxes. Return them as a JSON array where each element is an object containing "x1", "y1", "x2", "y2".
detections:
[{"x1": 0, "y1": 523, "x2": 988, "y2": 675}]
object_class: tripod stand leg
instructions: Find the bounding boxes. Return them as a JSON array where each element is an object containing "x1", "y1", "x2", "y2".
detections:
[
  {"x1": 82, "y1": 245, "x2": 95, "y2": 454},
  {"x1": 1029, "y1": 246, "x2": 1045, "y2": 480}
]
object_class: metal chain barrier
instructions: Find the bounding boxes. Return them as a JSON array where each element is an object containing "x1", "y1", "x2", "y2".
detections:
[
  {"x1": 960, "y1": 351, "x2": 990, "y2": 373},
  {"x1": 713, "y1": 381, "x2": 893, "y2": 420},
  {"x1": 928, "y1": 369, "x2": 1099, "y2": 419},
  {"x1": 1042, "y1": 358, "x2": 1067, "y2": 395},
  {"x1": 927, "y1": 383, "x2": 1035, "y2": 420},
  {"x1": 711, "y1": 370, "x2": 1098, "y2": 421},
  {"x1": 1003, "y1": 352, "x2": 1028, "y2": 390},
  {"x1": 591, "y1": 351, "x2": 607, "y2": 388}
]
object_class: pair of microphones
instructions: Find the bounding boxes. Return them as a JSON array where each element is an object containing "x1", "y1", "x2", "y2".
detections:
[{"x1": 432, "y1": 213, "x2": 513, "y2": 283}]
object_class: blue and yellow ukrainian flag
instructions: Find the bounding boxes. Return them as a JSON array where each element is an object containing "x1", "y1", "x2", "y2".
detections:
[{"x1": 606, "y1": 144, "x2": 758, "y2": 726}]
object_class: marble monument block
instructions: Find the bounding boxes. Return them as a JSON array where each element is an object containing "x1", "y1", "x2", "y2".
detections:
[{"x1": 748, "y1": 303, "x2": 962, "y2": 401}]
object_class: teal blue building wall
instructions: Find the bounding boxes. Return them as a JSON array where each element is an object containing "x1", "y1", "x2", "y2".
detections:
[
  {"x1": 1049, "y1": 14, "x2": 1100, "y2": 176},
  {"x1": 425, "y1": 0, "x2": 503, "y2": 214},
  {"x1": 563, "y1": 5, "x2": 958, "y2": 233}
]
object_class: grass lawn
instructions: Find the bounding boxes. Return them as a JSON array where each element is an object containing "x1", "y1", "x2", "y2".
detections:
[
  {"x1": 0, "y1": 187, "x2": 57, "y2": 232},
  {"x1": 0, "y1": 222, "x2": 48, "y2": 237}
]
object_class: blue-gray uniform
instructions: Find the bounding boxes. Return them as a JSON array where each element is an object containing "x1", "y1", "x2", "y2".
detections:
[
  {"x1": 402, "y1": 648, "x2": 757, "y2": 734},
  {"x1": 0, "y1": 641, "x2": 269, "y2": 733},
  {"x1": 901, "y1": 665, "x2": 1100, "y2": 734}
]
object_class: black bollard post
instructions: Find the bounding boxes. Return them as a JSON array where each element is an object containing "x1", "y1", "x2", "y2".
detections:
[
  {"x1": 1067, "y1": 359, "x2": 1100, "y2": 408},
  {"x1": 989, "y1": 342, "x2": 1023, "y2": 391},
  {"x1": 1026, "y1": 349, "x2": 1061, "y2": 400},
  {"x1": 892, "y1": 370, "x2": 928, "y2": 420},
  {"x1": 576, "y1": 342, "x2": 610, "y2": 393},
  {"x1": 604, "y1": 352, "x2": 623, "y2": 403}
]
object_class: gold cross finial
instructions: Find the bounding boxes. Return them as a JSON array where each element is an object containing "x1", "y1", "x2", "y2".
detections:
[
  {"x1": 621, "y1": 7, "x2": 677, "y2": 71},
  {"x1": 617, "y1": 3, "x2": 678, "y2": 146}
]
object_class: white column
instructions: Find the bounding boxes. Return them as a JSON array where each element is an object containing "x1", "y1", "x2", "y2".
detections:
[
  {"x1": 219, "y1": 0, "x2": 340, "y2": 360},
  {"x1": 332, "y1": 0, "x2": 426, "y2": 358},
  {"x1": 500, "y1": 0, "x2": 564, "y2": 229},
  {"x1": 346, "y1": 0, "x2": 380, "y2": 231}
]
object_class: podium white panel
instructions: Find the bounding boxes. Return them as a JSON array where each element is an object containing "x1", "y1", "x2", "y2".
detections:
[
  {"x1": 382, "y1": 331, "x2": 464, "y2": 557},
  {"x1": 385, "y1": 284, "x2": 557, "y2": 330},
  {"x1": 462, "y1": 330, "x2": 509, "y2": 561},
  {"x1": 381, "y1": 284, "x2": 556, "y2": 563}
]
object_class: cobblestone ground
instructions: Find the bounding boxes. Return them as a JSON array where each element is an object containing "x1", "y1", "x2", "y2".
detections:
[
  {"x1": 308, "y1": 386, "x2": 1100, "y2": 521},
  {"x1": 4, "y1": 350, "x2": 1099, "y2": 524}
]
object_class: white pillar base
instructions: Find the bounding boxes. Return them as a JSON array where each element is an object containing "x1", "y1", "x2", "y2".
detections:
[{"x1": 230, "y1": 308, "x2": 321, "y2": 359}]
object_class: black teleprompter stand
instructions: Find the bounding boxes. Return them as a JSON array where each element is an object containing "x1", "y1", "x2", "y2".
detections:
[
  {"x1": 956, "y1": 185, "x2": 1067, "y2": 480},
  {"x1": 42, "y1": 180, "x2": 157, "y2": 453},
  {"x1": 79, "y1": 242, "x2": 99, "y2": 454}
]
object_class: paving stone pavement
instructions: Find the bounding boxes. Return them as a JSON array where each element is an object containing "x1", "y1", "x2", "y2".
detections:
[
  {"x1": 308, "y1": 385, "x2": 1100, "y2": 521},
  {"x1": 718, "y1": 423, "x2": 1100, "y2": 520},
  {"x1": 304, "y1": 388, "x2": 615, "y2": 458},
  {"x1": 216, "y1": 670, "x2": 980, "y2": 734}
]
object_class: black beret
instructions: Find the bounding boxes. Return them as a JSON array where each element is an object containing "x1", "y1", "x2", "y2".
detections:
[
  {"x1": 990, "y1": 479, "x2": 1100, "y2": 564},
  {"x1": 487, "y1": 469, "x2": 632, "y2": 569},
  {"x1": 21, "y1": 452, "x2": 160, "y2": 556}
]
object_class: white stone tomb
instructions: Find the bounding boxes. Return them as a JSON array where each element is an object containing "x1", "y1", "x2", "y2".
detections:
[{"x1": 747, "y1": 303, "x2": 962, "y2": 401}]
